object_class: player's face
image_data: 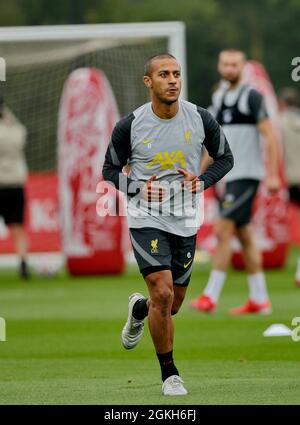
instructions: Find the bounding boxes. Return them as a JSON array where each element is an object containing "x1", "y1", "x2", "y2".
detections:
[
  {"x1": 144, "y1": 58, "x2": 181, "y2": 104},
  {"x1": 218, "y1": 52, "x2": 245, "y2": 84}
]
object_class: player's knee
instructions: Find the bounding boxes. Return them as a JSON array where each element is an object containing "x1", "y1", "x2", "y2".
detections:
[
  {"x1": 158, "y1": 286, "x2": 174, "y2": 307},
  {"x1": 147, "y1": 273, "x2": 173, "y2": 307},
  {"x1": 151, "y1": 286, "x2": 174, "y2": 311}
]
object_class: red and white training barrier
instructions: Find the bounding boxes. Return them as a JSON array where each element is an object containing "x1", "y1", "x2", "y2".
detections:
[{"x1": 57, "y1": 67, "x2": 126, "y2": 275}]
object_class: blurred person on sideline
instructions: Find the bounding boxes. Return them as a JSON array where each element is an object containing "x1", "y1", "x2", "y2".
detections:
[
  {"x1": 102, "y1": 53, "x2": 233, "y2": 395},
  {"x1": 278, "y1": 87, "x2": 300, "y2": 286},
  {"x1": 190, "y1": 49, "x2": 281, "y2": 315},
  {"x1": 0, "y1": 94, "x2": 30, "y2": 279}
]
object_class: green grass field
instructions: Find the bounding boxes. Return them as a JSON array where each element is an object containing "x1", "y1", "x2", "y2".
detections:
[{"x1": 0, "y1": 249, "x2": 300, "y2": 405}]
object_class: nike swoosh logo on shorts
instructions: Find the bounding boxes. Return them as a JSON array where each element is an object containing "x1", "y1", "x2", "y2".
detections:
[{"x1": 183, "y1": 259, "x2": 193, "y2": 269}]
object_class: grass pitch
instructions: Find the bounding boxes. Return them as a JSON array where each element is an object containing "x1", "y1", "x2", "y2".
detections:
[{"x1": 0, "y1": 249, "x2": 300, "y2": 405}]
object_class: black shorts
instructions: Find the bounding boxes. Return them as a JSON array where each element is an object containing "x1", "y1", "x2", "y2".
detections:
[
  {"x1": 219, "y1": 179, "x2": 260, "y2": 227},
  {"x1": 129, "y1": 227, "x2": 197, "y2": 286},
  {"x1": 0, "y1": 187, "x2": 25, "y2": 225},
  {"x1": 289, "y1": 185, "x2": 300, "y2": 206}
]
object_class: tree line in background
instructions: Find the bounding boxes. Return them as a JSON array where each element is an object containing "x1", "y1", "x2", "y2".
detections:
[{"x1": 0, "y1": 0, "x2": 299, "y2": 106}]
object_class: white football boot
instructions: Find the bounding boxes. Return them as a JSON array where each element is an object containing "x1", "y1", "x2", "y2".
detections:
[
  {"x1": 162, "y1": 375, "x2": 188, "y2": 396},
  {"x1": 121, "y1": 293, "x2": 146, "y2": 349}
]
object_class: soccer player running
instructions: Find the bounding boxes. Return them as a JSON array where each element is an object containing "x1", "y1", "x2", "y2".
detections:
[
  {"x1": 102, "y1": 53, "x2": 233, "y2": 395},
  {"x1": 190, "y1": 49, "x2": 281, "y2": 315}
]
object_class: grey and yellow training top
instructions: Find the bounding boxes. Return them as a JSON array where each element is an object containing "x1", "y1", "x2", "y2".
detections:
[{"x1": 103, "y1": 99, "x2": 233, "y2": 236}]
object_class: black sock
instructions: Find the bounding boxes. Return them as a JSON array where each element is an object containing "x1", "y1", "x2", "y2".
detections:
[
  {"x1": 20, "y1": 258, "x2": 29, "y2": 279},
  {"x1": 157, "y1": 350, "x2": 179, "y2": 382},
  {"x1": 132, "y1": 298, "x2": 149, "y2": 320}
]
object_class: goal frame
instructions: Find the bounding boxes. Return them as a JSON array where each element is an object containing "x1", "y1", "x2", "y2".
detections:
[{"x1": 0, "y1": 21, "x2": 187, "y2": 99}]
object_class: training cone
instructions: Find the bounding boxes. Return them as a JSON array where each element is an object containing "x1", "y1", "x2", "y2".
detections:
[{"x1": 263, "y1": 324, "x2": 292, "y2": 337}]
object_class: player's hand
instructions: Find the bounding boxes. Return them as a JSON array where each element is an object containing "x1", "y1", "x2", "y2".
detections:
[
  {"x1": 142, "y1": 175, "x2": 166, "y2": 202},
  {"x1": 177, "y1": 168, "x2": 201, "y2": 193},
  {"x1": 265, "y1": 174, "x2": 281, "y2": 194}
]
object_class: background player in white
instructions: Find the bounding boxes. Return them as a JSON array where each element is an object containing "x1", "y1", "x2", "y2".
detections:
[
  {"x1": 190, "y1": 49, "x2": 281, "y2": 314},
  {"x1": 0, "y1": 94, "x2": 30, "y2": 279},
  {"x1": 278, "y1": 87, "x2": 300, "y2": 286},
  {"x1": 103, "y1": 54, "x2": 233, "y2": 395}
]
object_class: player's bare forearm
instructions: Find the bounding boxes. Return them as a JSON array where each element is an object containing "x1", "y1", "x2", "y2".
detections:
[
  {"x1": 265, "y1": 132, "x2": 279, "y2": 178},
  {"x1": 258, "y1": 118, "x2": 279, "y2": 177},
  {"x1": 258, "y1": 118, "x2": 281, "y2": 193}
]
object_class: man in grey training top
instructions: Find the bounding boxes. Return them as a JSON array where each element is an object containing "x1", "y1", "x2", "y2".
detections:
[{"x1": 102, "y1": 53, "x2": 233, "y2": 395}]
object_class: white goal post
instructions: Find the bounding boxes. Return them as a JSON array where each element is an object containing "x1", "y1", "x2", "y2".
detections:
[{"x1": 0, "y1": 21, "x2": 187, "y2": 98}]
